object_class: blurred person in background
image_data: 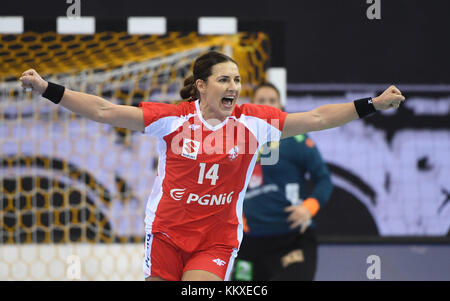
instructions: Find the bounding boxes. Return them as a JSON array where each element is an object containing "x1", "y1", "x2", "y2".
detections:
[{"x1": 233, "y1": 83, "x2": 333, "y2": 281}]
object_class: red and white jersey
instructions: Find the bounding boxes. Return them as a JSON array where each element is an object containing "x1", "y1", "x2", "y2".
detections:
[{"x1": 139, "y1": 100, "x2": 287, "y2": 253}]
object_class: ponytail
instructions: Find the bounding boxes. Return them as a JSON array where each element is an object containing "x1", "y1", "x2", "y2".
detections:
[{"x1": 179, "y1": 75, "x2": 198, "y2": 102}]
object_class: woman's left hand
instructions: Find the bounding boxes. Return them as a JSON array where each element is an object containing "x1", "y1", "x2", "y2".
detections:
[{"x1": 373, "y1": 85, "x2": 406, "y2": 110}]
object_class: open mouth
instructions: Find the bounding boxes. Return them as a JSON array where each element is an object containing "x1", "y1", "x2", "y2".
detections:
[{"x1": 221, "y1": 96, "x2": 235, "y2": 109}]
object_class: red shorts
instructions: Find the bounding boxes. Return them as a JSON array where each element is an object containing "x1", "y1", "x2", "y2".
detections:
[{"x1": 143, "y1": 232, "x2": 237, "y2": 281}]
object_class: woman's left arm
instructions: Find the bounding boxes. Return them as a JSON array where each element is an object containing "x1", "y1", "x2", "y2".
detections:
[{"x1": 281, "y1": 85, "x2": 405, "y2": 139}]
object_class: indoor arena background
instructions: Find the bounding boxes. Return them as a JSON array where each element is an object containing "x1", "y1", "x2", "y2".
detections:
[{"x1": 0, "y1": 0, "x2": 449, "y2": 281}]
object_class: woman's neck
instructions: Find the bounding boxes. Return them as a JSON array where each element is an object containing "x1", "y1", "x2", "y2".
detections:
[{"x1": 198, "y1": 100, "x2": 227, "y2": 127}]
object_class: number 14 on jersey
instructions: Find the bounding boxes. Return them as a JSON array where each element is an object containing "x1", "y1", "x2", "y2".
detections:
[{"x1": 197, "y1": 163, "x2": 219, "y2": 185}]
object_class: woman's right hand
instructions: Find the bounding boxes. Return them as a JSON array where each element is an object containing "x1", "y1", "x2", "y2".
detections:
[{"x1": 19, "y1": 69, "x2": 48, "y2": 95}]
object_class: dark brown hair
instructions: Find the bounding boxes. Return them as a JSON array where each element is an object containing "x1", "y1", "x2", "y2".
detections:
[
  {"x1": 179, "y1": 51, "x2": 238, "y2": 101},
  {"x1": 253, "y1": 82, "x2": 280, "y2": 99}
]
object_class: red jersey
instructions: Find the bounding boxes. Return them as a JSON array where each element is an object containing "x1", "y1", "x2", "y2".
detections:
[{"x1": 139, "y1": 100, "x2": 287, "y2": 253}]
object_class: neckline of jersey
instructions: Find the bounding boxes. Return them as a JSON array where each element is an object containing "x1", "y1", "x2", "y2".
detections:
[{"x1": 194, "y1": 100, "x2": 236, "y2": 131}]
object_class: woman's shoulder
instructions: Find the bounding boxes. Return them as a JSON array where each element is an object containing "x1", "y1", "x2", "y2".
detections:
[
  {"x1": 235, "y1": 102, "x2": 287, "y2": 121},
  {"x1": 139, "y1": 100, "x2": 196, "y2": 127},
  {"x1": 139, "y1": 100, "x2": 195, "y2": 115}
]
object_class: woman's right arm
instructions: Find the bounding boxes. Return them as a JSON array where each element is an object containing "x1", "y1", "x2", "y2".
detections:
[{"x1": 19, "y1": 69, "x2": 145, "y2": 132}]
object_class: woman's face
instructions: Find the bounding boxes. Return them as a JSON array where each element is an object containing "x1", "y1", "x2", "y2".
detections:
[
  {"x1": 197, "y1": 61, "x2": 241, "y2": 122},
  {"x1": 252, "y1": 86, "x2": 282, "y2": 110}
]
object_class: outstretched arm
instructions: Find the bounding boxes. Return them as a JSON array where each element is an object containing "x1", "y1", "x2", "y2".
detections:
[
  {"x1": 281, "y1": 85, "x2": 405, "y2": 138},
  {"x1": 19, "y1": 69, "x2": 145, "y2": 132}
]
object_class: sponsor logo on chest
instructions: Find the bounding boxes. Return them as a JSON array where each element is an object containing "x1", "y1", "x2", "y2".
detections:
[
  {"x1": 169, "y1": 188, "x2": 234, "y2": 206},
  {"x1": 181, "y1": 138, "x2": 200, "y2": 160}
]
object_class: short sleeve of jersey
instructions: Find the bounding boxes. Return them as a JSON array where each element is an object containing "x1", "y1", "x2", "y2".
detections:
[
  {"x1": 240, "y1": 103, "x2": 287, "y2": 131},
  {"x1": 139, "y1": 101, "x2": 183, "y2": 138},
  {"x1": 139, "y1": 102, "x2": 179, "y2": 127},
  {"x1": 239, "y1": 103, "x2": 288, "y2": 144}
]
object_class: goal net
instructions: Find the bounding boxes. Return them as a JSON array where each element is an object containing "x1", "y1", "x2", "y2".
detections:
[{"x1": 0, "y1": 31, "x2": 270, "y2": 280}]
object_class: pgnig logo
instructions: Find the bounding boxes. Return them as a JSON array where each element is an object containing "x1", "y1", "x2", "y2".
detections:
[{"x1": 170, "y1": 188, "x2": 234, "y2": 206}]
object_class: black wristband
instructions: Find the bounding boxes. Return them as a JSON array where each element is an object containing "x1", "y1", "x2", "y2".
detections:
[
  {"x1": 42, "y1": 81, "x2": 65, "y2": 104},
  {"x1": 354, "y1": 97, "x2": 376, "y2": 118}
]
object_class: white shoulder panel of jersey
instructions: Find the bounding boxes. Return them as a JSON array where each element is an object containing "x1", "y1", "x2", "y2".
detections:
[
  {"x1": 144, "y1": 113, "x2": 196, "y2": 138},
  {"x1": 239, "y1": 114, "x2": 283, "y2": 146}
]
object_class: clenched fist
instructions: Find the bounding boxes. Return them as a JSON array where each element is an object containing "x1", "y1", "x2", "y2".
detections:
[
  {"x1": 373, "y1": 85, "x2": 406, "y2": 110},
  {"x1": 19, "y1": 69, "x2": 48, "y2": 95}
]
